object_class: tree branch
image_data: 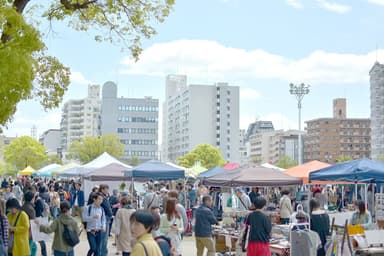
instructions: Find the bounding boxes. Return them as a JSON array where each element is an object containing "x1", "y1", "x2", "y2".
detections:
[
  {"x1": 60, "y1": 0, "x2": 98, "y2": 10},
  {"x1": 13, "y1": 0, "x2": 31, "y2": 13}
]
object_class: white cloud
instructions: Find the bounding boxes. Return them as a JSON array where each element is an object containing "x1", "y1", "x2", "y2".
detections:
[
  {"x1": 70, "y1": 71, "x2": 92, "y2": 85},
  {"x1": 240, "y1": 88, "x2": 261, "y2": 100},
  {"x1": 4, "y1": 110, "x2": 61, "y2": 138},
  {"x1": 120, "y1": 39, "x2": 379, "y2": 85},
  {"x1": 316, "y1": 0, "x2": 351, "y2": 14},
  {"x1": 286, "y1": 0, "x2": 303, "y2": 8},
  {"x1": 367, "y1": 0, "x2": 384, "y2": 5}
]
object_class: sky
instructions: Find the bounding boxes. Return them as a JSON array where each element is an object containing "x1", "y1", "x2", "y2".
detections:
[{"x1": 3, "y1": 0, "x2": 384, "y2": 141}]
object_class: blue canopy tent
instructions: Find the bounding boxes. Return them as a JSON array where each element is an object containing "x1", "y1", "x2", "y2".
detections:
[
  {"x1": 34, "y1": 164, "x2": 62, "y2": 177},
  {"x1": 198, "y1": 167, "x2": 226, "y2": 178},
  {"x1": 309, "y1": 158, "x2": 384, "y2": 201},
  {"x1": 309, "y1": 158, "x2": 384, "y2": 183},
  {"x1": 126, "y1": 160, "x2": 184, "y2": 180}
]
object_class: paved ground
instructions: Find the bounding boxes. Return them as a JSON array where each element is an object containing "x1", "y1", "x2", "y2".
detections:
[{"x1": 43, "y1": 233, "x2": 198, "y2": 255}]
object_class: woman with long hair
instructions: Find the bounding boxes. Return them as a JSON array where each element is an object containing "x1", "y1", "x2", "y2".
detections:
[
  {"x1": 350, "y1": 200, "x2": 372, "y2": 230},
  {"x1": 159, "y1": 198, "x2": 183, "y2": 256}
]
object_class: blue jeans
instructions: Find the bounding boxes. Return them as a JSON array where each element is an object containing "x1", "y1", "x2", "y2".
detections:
[
  {"x1": 86, "y1": 231, "x2": 102, "y2": 256},
  {"x1": 281, "y1": 218, "x2": 290, "y2": 224},
  {"x1": 54, "y1": 250, "x2": 74, "y2": 256},
  {"x1": 100, "y1": 219, "x2": 110, "y2": 256},
  {"x1": 122, "y1": 253, "x2": 130, "y2": 256}
]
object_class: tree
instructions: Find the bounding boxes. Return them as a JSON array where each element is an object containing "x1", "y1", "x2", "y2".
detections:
[
  {"x1": 0, "y1": 0, "x2": 174, "y2": 126},
  {"x1": 177, "y1": 144, "x2": 226, "y2": 169},
  {"x1": 43, "y1": 154, "x2": 63, "y2": 165},
  {"x1": 130, "y1": 156, "x2": 140, "y2": 166},
  {"x1": 276, "y1": 155, "x2": 297, "y2": 169},
  {"x1": 336, "y1": 154, "x2": 353, "y2": 163},
  {"x1": 67, "y1": 134, "x2": 124, "y2": 163},
  {"x1": 4, "y1": 136, "x2": 47, "y2": 169}
]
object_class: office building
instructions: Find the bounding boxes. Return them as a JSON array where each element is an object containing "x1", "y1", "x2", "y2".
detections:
[
  {"x1": 163, "y1": 76, "x2": 240, "y2": 163},
  {"x1": 101, "y1": 81, "x2": 159, "y2": 162},
  {"x1": 60, "y1": 84, "x2": 101, "y2": 150},
  {"x1": 39, "y1": 129, "x2": 61, "y2": 154},
  {"x1": 239, "y1": 129, "x2": 248, "y2": 165},
  {"x1": 370, "y1": 62, "x2": 384, "y2": 159},
  {"x1": 248, "y1": 130, "x2": 302, "y2": 164},
  {"x1": 304, "y1": 98, "x2": 370, "y2": 163},
  {"x1": 245, "y1": 120, "x2": 275, "y2": 141}
]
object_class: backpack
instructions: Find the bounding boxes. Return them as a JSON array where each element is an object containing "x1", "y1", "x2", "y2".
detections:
[{"x1": 62, "y1": 222, "x2": 79, "y2": 247}]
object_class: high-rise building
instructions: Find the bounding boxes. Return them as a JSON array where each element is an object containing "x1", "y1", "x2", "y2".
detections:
[
  {"x1": 370, "y1": 62, "x2": 384, "y2": 159},
  {"x1": 39, "y1": 129, "x2": 61, "y2": 154},
  {"x1": 245, "y1": 121, "x2": 275, "y2": 141},
  {"x1": 239, "y1": 129, "x2": 248, "y2": 165},
  {"x1": 248, "y1": 130, "x2": 302, "y2": 164},
  {"x1": 101, "y1": 81, "x2": 159, "y2": 162},
  {"x1": 304, "y1": 98, "x2": 370, "y2": 163},
  {"x1": 163, "y1": 76, "x2": 240, "y2": 163},
  {"x1": 60, "y1": 85, "x2": 101, "y2": 150}
]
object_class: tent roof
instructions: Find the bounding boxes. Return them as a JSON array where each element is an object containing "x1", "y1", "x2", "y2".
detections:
[
  {"x1": 198, "y1": 167, "x2": 226, "y2": 178},
  {"x1": 224, "y1": 163, "x2": 240, "y2": 170},
  {"x1": 84, "y1": 163, "x2": 131, "y2": 181},
  {"x1": 34, "y1": 164, "x2": 62, "y2": 177},
  {"x1": 19, "y1": 166, "x2": 35, "y2": 176},
  {"x1": 51, "y1": 162, "x2": 80, "y2": 176},
  {"x1": 284, "y1": 160, "x2": 331, "y2": 183},
  {"x1": 309, "y1": 158, "x2": 384, "y2": 183},
  {"x1": 261, "y1": 163, "x2": 285, "y2": 171},
  {"x1": 203, "y1": 165, "x2": 302, "y2": 186},
  {"x1": 60, "y1": 152, "x2": 131, "y2": 177},
  {"x1": 128, "y1": 160, "x2": 184, "y2": 179}
]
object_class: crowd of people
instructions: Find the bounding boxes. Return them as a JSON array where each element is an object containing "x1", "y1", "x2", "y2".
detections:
[{"x1": 0, "y1": 176, "x2": 377, "y2": 256}]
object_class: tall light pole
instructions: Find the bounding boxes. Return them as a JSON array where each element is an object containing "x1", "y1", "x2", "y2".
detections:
[{"x1": 289, "y1": 83, "x2": 310, "y2": 165}]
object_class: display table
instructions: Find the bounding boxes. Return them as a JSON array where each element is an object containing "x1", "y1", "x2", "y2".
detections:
[{"x1": 270, "y1": 242, "x2": 290, "y2": 256}]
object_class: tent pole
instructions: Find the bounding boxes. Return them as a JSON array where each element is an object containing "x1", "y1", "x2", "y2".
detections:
[{"x1": 355, "y1": 182, "x2": 358, "y2": 201}]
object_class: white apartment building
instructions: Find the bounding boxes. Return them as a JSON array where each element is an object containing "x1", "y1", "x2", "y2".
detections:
[
  {"x1": 101, "y1": 81, "x2": 159, "y2": 162},
  {"x1": 239, "y1": 129, "x2": 248, "y2": 165},
  {"x1": 370, "y1": 62, "x2": 384, "y2": 159},
  {"x1": 39, "y1": 129, "x2": 61, "y2": 154},
  {"x1": 248, "y1": 130, "x2": 303, "y2": 164},
  {"x1": 60, "y1": 85, "x2": 101, "y2": 150},
  {"x1": 163, "y1": 75, "x2": 240, "y2": 163}
]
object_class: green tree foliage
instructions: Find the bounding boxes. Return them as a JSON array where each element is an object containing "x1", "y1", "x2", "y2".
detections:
[
  {"x1": 4, "y1": 136, "x2": 47, "y2": 169},
  {"x1": 0, "y1": 0, "x2": 174, "y2": 126},
  {"x1": 276, "y1": 155, "x2": 297, "y2": 169},
  {"x1": 177, "y1": 144, "x2": 226, "y2": 169},
  {"x1": 67, "y1": 134, "x2": 124, "y2": 163},
  {"x1": 130, "y1": 156, "x2": 140, "y2": 166},
  {"x1": 335, "y1": 154, "x2": 353, "y2": 163},
  {"x1": 43, "y1": 154, "x2": 63, "y2": 165}
]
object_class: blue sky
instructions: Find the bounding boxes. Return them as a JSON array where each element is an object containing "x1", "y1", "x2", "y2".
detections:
[{"x1": 4, "y1": 0, "x2": 384, "y2": 140}]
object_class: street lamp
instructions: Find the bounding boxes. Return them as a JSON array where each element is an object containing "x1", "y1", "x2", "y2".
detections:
[{"x1": 289, "y1": 83, "x2": 310, "y2": 165}]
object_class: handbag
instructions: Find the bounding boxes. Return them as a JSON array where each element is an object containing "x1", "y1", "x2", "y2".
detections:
[{"x1": 8, "y1": 211, "x2": 21, "y2": 251}]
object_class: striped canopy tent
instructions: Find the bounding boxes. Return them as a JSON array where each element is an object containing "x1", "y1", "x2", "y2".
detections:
[
  {"x1": 51, "y1": 162, "x2": 80, "y2": 176},
  {"x1": 19, "y1": 166, "x2": 35, "y2": 176}
]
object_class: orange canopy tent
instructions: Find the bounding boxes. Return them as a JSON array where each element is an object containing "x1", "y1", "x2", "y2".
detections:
[{"x1": 283, "y1": 160, "x2": 331, "y2": 184}]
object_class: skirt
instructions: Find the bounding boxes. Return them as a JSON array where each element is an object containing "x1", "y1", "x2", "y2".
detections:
[{"x1": 247, "y1": 241, "x2": 271, "y2": 256}]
